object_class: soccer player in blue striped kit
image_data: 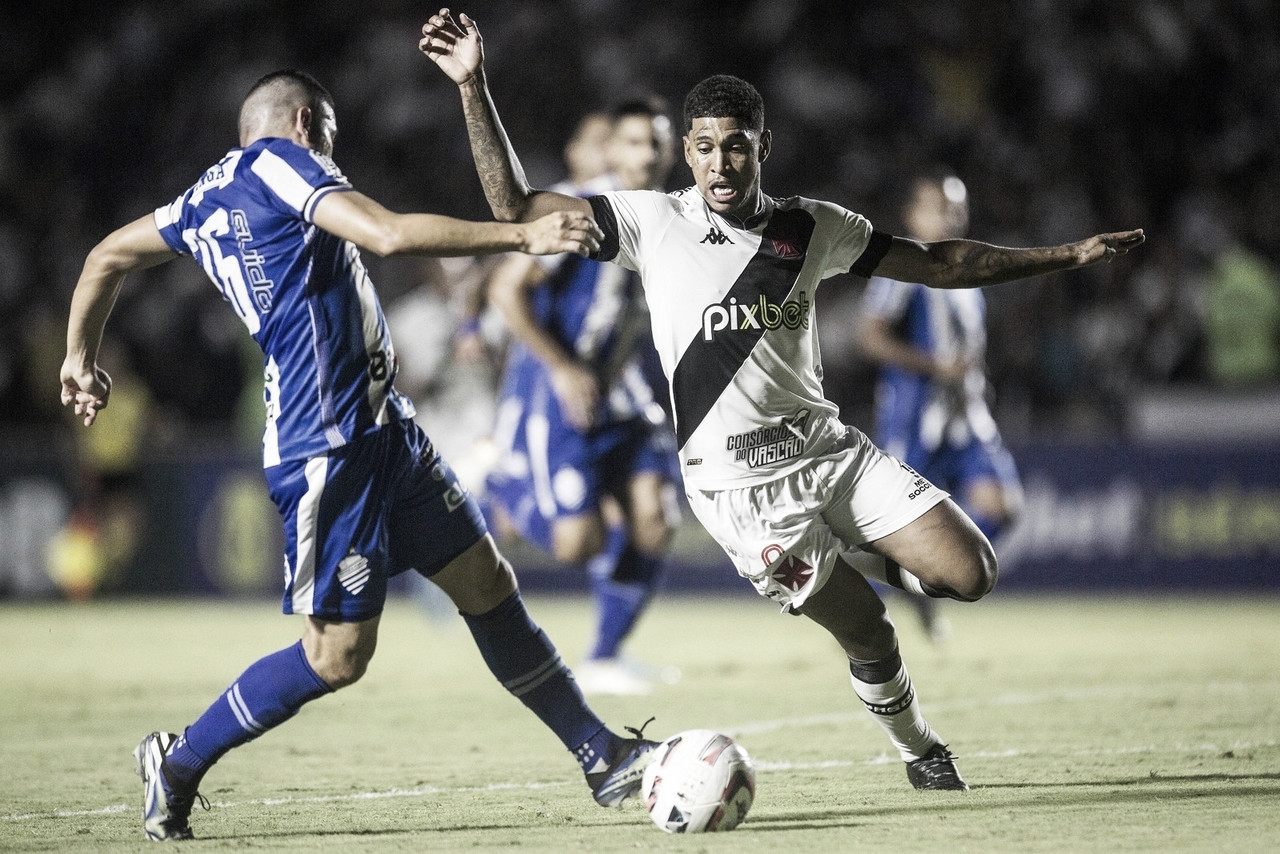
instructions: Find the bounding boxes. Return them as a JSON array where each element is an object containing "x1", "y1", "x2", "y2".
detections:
[
  {"x1": 483, "y1": 99, "x2": 681, "y2": 696},
  {"x1": 421, "y1": 8, "x2": 1143, "y2": 795},
  {"x1": 60, "y1": 70, "x2": 656, "y2": 842}
]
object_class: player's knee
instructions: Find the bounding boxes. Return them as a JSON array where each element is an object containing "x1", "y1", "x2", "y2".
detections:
[
  {"x1": 434, "y1": 537, "x2": 519, "y2": 615},
  {"x1": 956, "y1": 539, "x2": 998, "y2": 601},
  {"x1": 307, "y1": 635, "x2": 376, "y2": 690},
  {"x1": 317, "y1": 653, "x2": 372, "y2": 690}
]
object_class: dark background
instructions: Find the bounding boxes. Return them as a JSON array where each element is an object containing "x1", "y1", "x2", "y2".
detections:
[{"x1": 3, "y1": 0, "x2": 1277, "y2": 441}]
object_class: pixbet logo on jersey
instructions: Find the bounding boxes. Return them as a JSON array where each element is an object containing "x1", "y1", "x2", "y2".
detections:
[{"x1": 701, "y1": 292, "x2": 810, "y2": 341}]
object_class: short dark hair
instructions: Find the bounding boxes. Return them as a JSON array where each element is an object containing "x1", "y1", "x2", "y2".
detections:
[
  {"x1": 682, "y1": 75, "x2": 764, "y2": 133},
  {"x1": 246, "y1": 69, "x2": 334, "y2": 114}
]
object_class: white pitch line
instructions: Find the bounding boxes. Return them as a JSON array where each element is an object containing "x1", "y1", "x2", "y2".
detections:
[{"x1": 4, "y1": 683, "x2": 1274, "y2": 826}]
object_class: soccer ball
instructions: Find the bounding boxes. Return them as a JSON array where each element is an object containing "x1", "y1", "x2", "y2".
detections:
[{"x1": 640, "y1": 729, "x2": 756, "y2": 833}]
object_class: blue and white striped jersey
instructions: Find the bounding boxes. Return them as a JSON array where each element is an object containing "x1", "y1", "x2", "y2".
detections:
[
  {"x1": 154, "y1": 138, "x2": 414, "y2": 467},
  {"x1": 859, "y1": 278, "x2": 998, "y2": 456}
]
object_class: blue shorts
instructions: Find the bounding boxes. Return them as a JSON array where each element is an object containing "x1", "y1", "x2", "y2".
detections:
[
  {"x1": 265, "y1": 419, "x2": 486, "y2": 621},
  {"x1": 485, "y1": 405, "x2": 678, "y2": 553}
]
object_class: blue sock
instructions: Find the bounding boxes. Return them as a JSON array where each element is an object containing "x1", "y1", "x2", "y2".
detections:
[
  {"x1": 587, "y1": 532, "x2": 663, "y2": 661},
  {"x1": 461, "y1": 591, "x2": 614, "y2": 770},
  {"x1": 165, "y1": 640, "x2": 331, "y2": 790}
]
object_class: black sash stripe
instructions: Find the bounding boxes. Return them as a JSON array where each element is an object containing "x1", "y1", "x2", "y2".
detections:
[{"x1": 672, "y1": 207, "x2": 817, "y2": 449}]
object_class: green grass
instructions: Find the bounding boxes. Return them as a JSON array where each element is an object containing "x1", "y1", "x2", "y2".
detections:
[{"x1": 2, "y1": 592, "x2": 1278, "y2": 852}]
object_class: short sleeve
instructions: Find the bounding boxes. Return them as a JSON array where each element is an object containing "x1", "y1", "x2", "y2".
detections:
[
  {"x1": 587, "y1": 189, "x2": 680, "y2": 273},
  {"x1": 807, "y1": 201, "x2": 878, "y2": 278},
  {"x1": 250, "y1": 143, "x2": 352, "y2": 223}
]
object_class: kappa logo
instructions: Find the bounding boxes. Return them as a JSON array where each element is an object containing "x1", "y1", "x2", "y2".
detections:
[{"x1": 700, "y1": 227, "x2": 731, "y2": 245}]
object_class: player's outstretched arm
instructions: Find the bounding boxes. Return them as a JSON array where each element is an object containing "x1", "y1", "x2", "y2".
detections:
[
  {"x1": 312, "y1": 190, "x2": 600, "y2": 258},
  {"x1": 874, "y1": 229, "x2": 1145, "y2": 290},
  {"x1": 61, "y1": 215, "x2": 175, "y2": 426},
  {"x1": 419, "y1": 8, "x2": 589, "y2": 224}
]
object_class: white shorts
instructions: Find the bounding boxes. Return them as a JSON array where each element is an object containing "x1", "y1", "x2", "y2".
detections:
[{"x1": 685, "y1": 426, "x2": 949, "y2": 611}]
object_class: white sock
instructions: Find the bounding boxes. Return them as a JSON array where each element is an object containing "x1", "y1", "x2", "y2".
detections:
[
  {"x1": 842, "y1": 550, "x2": 929, "y2": 596},
  {"x1": 850, "y1": 661, "x2": 938, "y2": 761}
]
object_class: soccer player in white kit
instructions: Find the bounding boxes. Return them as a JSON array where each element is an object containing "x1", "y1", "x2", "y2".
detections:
[{"x1": 421, "y1": 9, "x2": 1144, "y2": 791}]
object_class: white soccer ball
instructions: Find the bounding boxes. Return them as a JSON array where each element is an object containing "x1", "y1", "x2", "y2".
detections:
[{"x1": 640, "y1": 729, "x2": 756, "y2": 833}]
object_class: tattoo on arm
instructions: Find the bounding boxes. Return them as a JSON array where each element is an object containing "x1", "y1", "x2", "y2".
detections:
[
  {"x1": 460, "y1": 81, "x2": 527, "y2": 219},
  {"x1": 940, "y1": 240, "x2": 1077, "y2": 288}
]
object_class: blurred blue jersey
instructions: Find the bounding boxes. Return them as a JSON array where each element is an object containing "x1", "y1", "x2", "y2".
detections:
[
  {"x1": 154, "y1": 138, "x2": 414, "y2": 467},
  {"x1": 860, "y1": 277, "x2": 997, "y2": 459},
  {"x1": 486, "y1": 179, "x2": 675, "y2": 548}
]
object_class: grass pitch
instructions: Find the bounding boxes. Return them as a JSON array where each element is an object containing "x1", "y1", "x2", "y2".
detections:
[{"x1": 1, "y1": 590, "x2": 1278, "y2": 852}]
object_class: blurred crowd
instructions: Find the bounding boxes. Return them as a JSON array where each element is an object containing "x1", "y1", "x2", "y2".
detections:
[{"x1": 2, "y1": 0, "x2": 1278, "y2": 450}]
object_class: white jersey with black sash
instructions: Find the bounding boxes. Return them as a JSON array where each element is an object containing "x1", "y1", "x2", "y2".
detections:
[{"x1": 586, "y1": 188, "x2": 891, "y2": 490}]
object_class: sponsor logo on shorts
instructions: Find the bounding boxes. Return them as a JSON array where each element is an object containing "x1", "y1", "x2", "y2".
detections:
[
  {"x1": 727, "y1": 409, "x2": 810, "y2": 468},
  {"x1": 900, "y1": 462, "x2": 934, "y2": 500}
]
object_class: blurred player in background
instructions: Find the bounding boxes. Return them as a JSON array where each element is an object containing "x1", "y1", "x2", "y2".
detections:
[
  {"x1": 423, "y1": 8, "x2": 1142, "y2": 793},
  {"x1": 855, "y1": 171, "x2": 1024, "y2": 642},
  {"x1": 448, "y1": 111, "x2": 615, "y2": 366},
  {"x1": 60, "y1": 69, "x2": 657, "y2": 841},
  {"x1": 484, "y1": 99, "x2": 681, "y2": 696}
]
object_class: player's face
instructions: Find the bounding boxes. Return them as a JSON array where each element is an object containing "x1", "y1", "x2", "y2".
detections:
[
  {"x1": 683, "y1": 117, "x2": 770, "y2": 220},
  {"x1": 608, "y1": 114, "x2": 675, "y2": 192},
  {"x1": 565, "y1": 115, "x2": 612, "y2": 184}
]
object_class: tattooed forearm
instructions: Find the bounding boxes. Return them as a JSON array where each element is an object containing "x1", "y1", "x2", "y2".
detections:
[
  {"x1": 459, "y1": 78, "x2": 531, "y2": 221},
  {"x1": 933, "y1": 239, "x2": 1082, "y2": 288}
]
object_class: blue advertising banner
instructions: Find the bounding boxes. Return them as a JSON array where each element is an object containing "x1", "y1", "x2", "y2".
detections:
[
  {"x1": 995, "y1": 441, "x2": 1280, "y2": 589},
  {"x1": 2, "y1": 439, "x2": 1276, "y2": 597}
]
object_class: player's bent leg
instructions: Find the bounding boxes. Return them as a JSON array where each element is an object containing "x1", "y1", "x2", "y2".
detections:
[
  {"x1": 793, "y1": 559, "x2": 898, "y2": 661},
  {"x1": 435, "y1": 533, "x2": 656, "y2": 806},
  {"x1": 139, "y1": 635, "x2": 337, "y2": 840},
  {"x1": 795, "y1": 561, "x2": 967, "y2": 790},
  {"x1": 870, "y1": 499, "x2": 997, "y2": 602}
]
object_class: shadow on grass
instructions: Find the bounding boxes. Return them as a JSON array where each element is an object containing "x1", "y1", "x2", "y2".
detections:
[{"x1": 741, "y1": 773, "x2": 1280, "y2": 831}]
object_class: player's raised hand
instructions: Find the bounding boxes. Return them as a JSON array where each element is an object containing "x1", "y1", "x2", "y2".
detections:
[
  {"x1": 420, "y1": 9, "x2": 483, "y2": 84},
  {"x1": 1076, "y1": 229, "x2": 1145, "y2": 266},
  {"x1": 59, "y1": 360, "x2": 111, "y2": 427},
  {"x1": 519, "y1": 211, "x2": 604, "y2": 257}
]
